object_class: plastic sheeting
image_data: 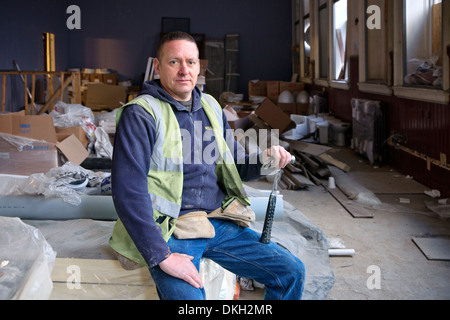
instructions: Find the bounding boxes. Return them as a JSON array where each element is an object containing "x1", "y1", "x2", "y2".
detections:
[
  {"x1": 0, "y1": 163, "x2": 111, "y2": 206},
  {"x1": 328, "y1": 166, "x2": 382, "y2": 207},
  {"x1": 2, "y1": 183, "x2": 335, "y2": 300},
  {"x1": 200, "y1": 258, "x2": 237, "y2": 300},
  {"x1": 25, "y1": 220, "x2": 236, "y2": 300},
  {"x1": 50, "y1": 101, "x2": 114, "y2": 158},
  {"x1": 0, "y1": 217, "x2": 56, "y2": 300}
]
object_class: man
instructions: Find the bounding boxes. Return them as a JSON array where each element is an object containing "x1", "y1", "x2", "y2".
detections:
[{"x1": 109, "y1": 31, "x2": 305, "y2": 300}]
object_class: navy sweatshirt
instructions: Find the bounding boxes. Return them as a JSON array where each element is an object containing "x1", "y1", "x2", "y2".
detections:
[{"x1": 111, "y1": 80, "x2": 263, "y2": 267}]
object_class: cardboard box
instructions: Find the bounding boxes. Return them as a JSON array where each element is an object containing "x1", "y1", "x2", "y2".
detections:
[
  {"x1": 279, "y1": 81, "x2": 305, "y2": 94},
  {"x1": 56, "y1": 126, "x2": 90, "y2": 148},
  {"x1": 266, "y1": 81, "x2": 280, "y2": 103},
  {"x1": 254, "y1": 99, "x2": 295, "y2": 133},
  {"x1": 81, "y1": 73, "x2": 91, "y2": 83},
  {"x1": 89, "y1": 73, "x2": 103, "y2": 83},
  {"x1": 249, "y1": 81, "x2": 267, "y2": 97},
  {"x1": 223, "y1": 106, "x2": 253, "y2": 131},
  {"x1": 297, "y1": 103, "x2": 309, "y2": 115},
  {"x1": 86, "y1": 83, "x2": 127, "y2": 111},
  {"x1": 0, "y1": 132, "x2": 58, "y2": 175},
  {"x1": 279, "y1": 102, "x2": 310, "y2": 115},
  {"x1": 56, "y1": 134, "x2": 89, "y2": 165},
  {"x1": 249, "y1": 81, "x2": 305, "y2": 104},
  {"x1": 102, "y1": 73, "x2": 118, "y2": 85},
  {"x1": 0, "y1": 112, "x2": 57, "y2": 143},
  {"x1": 278, "y1": 103, "x2": 297, "y2": 115}
]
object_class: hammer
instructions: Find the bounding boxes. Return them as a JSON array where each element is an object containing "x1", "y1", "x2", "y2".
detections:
[{"x1": 259, "y1": 155, "x2": 295, "y2": 244}]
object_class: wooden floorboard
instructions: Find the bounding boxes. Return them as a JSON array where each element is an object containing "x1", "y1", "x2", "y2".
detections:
[{"x1": 50, "y1": 258, "x2": 158, "y2": 300}]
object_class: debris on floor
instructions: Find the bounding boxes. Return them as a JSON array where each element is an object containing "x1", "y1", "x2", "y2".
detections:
[
  {"x1": 412, "y1": 237, "x2": 450, "y2": 261},
  {"x1": 327, "y1": 238, "x2": 356, "y2": 257},
  {"x1": 425, "y1": 200, "x2": 450, "y2": 219}
]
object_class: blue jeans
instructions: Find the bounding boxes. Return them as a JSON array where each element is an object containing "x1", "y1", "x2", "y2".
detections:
[{"x1": 149, "y1": 219, "x2": 305, "y2": 300}]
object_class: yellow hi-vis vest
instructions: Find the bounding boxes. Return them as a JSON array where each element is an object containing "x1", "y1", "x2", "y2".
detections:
[{"x1": 109, "y1": 94, "x2": 250, "y2": 266}]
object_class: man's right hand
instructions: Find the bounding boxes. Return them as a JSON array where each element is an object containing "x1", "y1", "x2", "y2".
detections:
[{"x1": 158, "y1": 253, "x2": 203, "y2": 289}]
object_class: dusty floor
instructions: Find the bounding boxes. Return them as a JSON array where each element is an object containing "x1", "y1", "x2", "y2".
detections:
[{"x1": 242, "y1": 147, "x2": 450, "y2": 300}]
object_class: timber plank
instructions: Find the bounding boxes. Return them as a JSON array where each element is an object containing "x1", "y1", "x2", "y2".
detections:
[
  {"x1": 50, "y1": 258, "x2": 158, "y2": 300},
  {"x1": 327, "y1": 186, "x2": 374, "y2": 218},
  {"x1": 51, "y1": 258, "x2": 153, "y2": 285}
]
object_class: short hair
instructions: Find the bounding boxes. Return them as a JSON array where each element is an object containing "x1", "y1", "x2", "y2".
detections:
[{"x1": 157, "y1": 31, "x2": 198, "y2": 60}]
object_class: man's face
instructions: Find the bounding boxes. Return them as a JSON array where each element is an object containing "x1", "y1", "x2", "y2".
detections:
[{"x1": 154, "y1": 40, "x2": 200, "y2": 101}]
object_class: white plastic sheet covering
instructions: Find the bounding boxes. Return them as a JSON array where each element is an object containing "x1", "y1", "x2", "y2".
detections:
[
  {"x1": 200, "y1": 258, "x2": 237, "y2": 300},
  {"x1": 50, "y1": 101, "x2": 114, "y2": 158},
  {"x1": 50, "y1": 101, "x2": 95, "y2": 129},
  {"x1": 0, "y1": 217, "x2": 56, "y2": 300},
  {"x1": 1, "y1": 184, "x2": 335, "y2": 300},
  {"x1": 0, "y1": 163, "x2": 110, "y2": 206},
  {"x1": 329, "y1": 166, "x2": 382, "y2": 207},
  {"x1": 25, "y1": 221, "x2": 236, "y2": 300}
]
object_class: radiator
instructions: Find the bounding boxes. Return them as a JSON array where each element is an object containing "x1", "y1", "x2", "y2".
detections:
[{"x1": 351, "y1": 98, "x2": 387, "y2": 165}]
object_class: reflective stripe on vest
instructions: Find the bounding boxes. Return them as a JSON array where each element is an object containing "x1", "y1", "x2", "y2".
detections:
[{"x1": 129, "y1": 95, "x2": 183, "y2": 218}]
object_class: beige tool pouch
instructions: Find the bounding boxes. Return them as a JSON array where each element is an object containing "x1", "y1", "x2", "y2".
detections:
[
  {"x1": 173, "y1": 211, "x2": 216, "y2": 239},
  {"x1": 208, "y1": 199, "x2": 255, "y2": 228}
]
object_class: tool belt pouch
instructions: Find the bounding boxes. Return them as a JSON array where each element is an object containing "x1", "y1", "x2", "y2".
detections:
[
  {"x1": 208, "y1": 199, "x2": 255, "y2": 228},
  {"x1": 173, "y1": 211, "x2": 215, "y2": 239}
]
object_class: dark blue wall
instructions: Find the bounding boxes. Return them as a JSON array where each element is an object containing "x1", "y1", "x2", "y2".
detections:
[
  {"x1": 1, "y1": 0, "x2": 293, "y2": 111},
  {"x1": 0, "y1": 1, "x2": 69, "y2": 71},
  {"x1": 0, "y1": 0, "x2": 69, "y2": 111}
]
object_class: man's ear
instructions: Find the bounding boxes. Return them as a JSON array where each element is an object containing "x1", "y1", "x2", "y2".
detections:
[
  {"x1": 154, "y1": 58, "x2": 160, "y2": 75},
  {"x1": 196, "y1": 60, "x2": 201, "y2": 76}
]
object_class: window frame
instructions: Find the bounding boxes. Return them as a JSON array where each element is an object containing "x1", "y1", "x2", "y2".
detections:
[
  {"x1": 297, "y1": 0, "x2": 449, "y2": 103},
  {"x1": 392, "y1": 0, "x2": 449, "y2": 104},
  {"x1": 311, "y1": 0, "x2": 330, "y2": 87},
  {"x1": 357, "y1": 0, "x2": 393, "y2": 96},
  {"x1": 292, "y1": 0, "x2": 301, "y2": 80},
  {"x1": 309, "y1": 0, "x2": 351, "y2": 89},
  {"x1": 299, "y1": 0, "x2": 313, "y2": 84},
  {"x1": 330, "y1": 0, "x2": 350, "y2": 89}
]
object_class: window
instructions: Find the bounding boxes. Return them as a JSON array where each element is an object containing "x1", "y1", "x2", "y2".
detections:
[
  {"x1": 366, "y1": 0, "x2": 390, "y2": 84},
  {"x1": 298, "y1": 0, "x2": 312, "y2": 82},
  {"x1": 318, "y1": 0, "x2": 329, "y2": 80},
  {"x1": 293, "y1": 0, "x2": 300, "y2": 78},
  {"x1": 403, "y1": 0, "x2": 442, "y2": 89},
  {"x1": 332, "y1": 0, "x2": 348, "y2": 81},
  {"x1": 304, "y1": 0, "x2": 349, "y2": 88},
  {"x1": 358, "y1": 0, "x2": 393, "y2": 95},
  {"x1": 298, "y1": 0, "x2": 449, "y2": 103},
  {"x1": 393, "y1": 0, "x2": 449, "y2": 104},
  {"x1": 303, "y1": 16, "x2": 311, "y2": 78}
]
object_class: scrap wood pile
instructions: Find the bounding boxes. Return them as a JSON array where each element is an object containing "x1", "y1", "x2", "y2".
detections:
[
  {"x1": 278, "y1": 140, "x2": 351, "y2": 191},
  {"x1": 280, "y1": 151, "x2": 330, "y2": 190},
  {"x1": 223, "y1": 102, "x2": 350, "y2": 192}
]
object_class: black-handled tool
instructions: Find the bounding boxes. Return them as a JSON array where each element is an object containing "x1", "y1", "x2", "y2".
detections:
[
  {"x1": 259, "y1": 155, "x2": 295, "y2": 244},
  {"x1": 259, "y1": 170, "x2": 281, "y2": 244}
]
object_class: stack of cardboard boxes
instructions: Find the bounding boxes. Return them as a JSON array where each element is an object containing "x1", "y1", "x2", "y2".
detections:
[
  {"x1": 222, "y1": 80, "x2": 310, "y2": 135},
  {"x1": 0, "y1": 112, "x2": 89, "y2": 176},
  {"x1": 0, "y1": 68, "x2": 132, "y2": 177},
  {"x1": 80, "y1": 69, "x2": 127, "y2": 111},
  {"x1": 248, "y1": 80, "x2": 309, "y2": 115}
]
